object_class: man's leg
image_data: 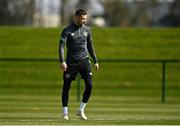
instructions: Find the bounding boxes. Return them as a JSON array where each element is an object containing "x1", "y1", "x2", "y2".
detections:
[
  {"x1": 82, "y1": 72, "x2": 92, "y2": 103},
  {"x1": 62, "y1": 78, "x2": 72, "y2": 107},
  {"x1": 61, "y1": 73, "x2": 73, "y2": 120},
  {"x1": 77, "y1": 71, "x2": 92, "y2": 120}
]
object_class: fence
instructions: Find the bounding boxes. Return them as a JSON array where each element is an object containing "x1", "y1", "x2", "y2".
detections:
[{"x1": 1, "y1": 58, "x2": 180, "y2": 103}]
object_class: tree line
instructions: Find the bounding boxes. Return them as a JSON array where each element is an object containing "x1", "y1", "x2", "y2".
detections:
[{"x1": 0, "y1": 0, "x2": 179, "y2": 27}]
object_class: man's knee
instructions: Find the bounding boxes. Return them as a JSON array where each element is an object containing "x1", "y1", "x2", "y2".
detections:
[{"x1": 84, "y1": 77, "x2": 92, "y2": 89}]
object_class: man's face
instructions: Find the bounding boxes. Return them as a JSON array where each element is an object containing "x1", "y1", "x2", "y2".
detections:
[{"x1": 75, "y1": 15, "x2": 87, "y2": 26}]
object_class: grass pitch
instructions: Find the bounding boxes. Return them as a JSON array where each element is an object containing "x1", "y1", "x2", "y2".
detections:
[
  {"x1": 0, "y1": 27, "x2": 180, "y2": 125},
  {"x1": 0, "y1": 94, "x2": 180, "y2": 125}
]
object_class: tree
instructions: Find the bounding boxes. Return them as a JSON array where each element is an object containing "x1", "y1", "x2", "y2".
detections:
[
  {"x1": 103, "y1": 0, "x2": 130, "y2": 26},
  {"x1": 160, "y1": 0, "x2": 180, "y2": 26},
  {"x1": 60, "y1": 0, "x2": 67, "y2": 25},
  {"x1": 0, "y1": 0, "x2": 35, "y2": 25},
  {"x1": 76, "y1": 0, "x2": 89, "y2": 10},
  {"x1": 0, "y1": 0, "x2": 9, "y2": 25}
]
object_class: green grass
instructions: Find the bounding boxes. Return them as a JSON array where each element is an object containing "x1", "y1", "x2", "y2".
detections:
[
  {"x1": 0, "y1": 27, "x2": 180, "y2": 59},
  {"x1": 0, "y1": 94, "x2": 180, "y2": 125},
  {"x1": 0, "y1": 27, "x2": 180, "y2": 125}
]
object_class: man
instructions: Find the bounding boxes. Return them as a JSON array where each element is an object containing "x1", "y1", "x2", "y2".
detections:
[{"x1": 59, "y1": 9, "x2": 99, "y2": 120}]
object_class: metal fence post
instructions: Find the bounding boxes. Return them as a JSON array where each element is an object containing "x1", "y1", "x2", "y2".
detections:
[{"x1": 162, "y1": 61, "x2": 166, "y2": 103}]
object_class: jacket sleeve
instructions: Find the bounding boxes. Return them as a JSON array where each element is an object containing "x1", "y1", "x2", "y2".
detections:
[
  {"x1": 87, "y1": 28, "x2": 98, "y2": 64},
  {"x1": 59, "y1": 29, "x2": 67, "y2": 63}
]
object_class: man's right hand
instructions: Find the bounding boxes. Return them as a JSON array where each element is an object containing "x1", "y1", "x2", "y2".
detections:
[{"x1": 61, "y1": 62, "x2": 67, "y2": 71}]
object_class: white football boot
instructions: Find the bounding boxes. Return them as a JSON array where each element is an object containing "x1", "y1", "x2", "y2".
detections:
[
  {"x1": 61, "y1": 114, "x2": 69, "y2": 120},
  {"x1": 77, "y1": 110, "x2": 87, "y2": 120}
]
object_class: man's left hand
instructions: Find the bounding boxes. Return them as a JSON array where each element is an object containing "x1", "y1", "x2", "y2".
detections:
[{"x1": 94, "y1": 63, "x2": 99, "y2": 71}]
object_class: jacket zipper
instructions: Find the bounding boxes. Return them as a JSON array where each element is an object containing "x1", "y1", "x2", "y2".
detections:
[{"x1": 79, "y1": 28, "x2": 80, "y2": 35}]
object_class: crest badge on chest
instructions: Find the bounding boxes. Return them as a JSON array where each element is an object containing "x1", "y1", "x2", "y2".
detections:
[
  {"x1": 71, "y1": 33, "x2": 75, "y2": 36},
  {"x1": 83, "y1": 31, "x2": 88, "y2": 37}
]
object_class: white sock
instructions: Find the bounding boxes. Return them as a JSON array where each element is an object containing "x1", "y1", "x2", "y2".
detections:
[
  {"x1": 79, "y1": 102, "x2": 87, "y2": 112},
  {"x1": 63, "y1": 107, "x2": 68, "y2": 115}
]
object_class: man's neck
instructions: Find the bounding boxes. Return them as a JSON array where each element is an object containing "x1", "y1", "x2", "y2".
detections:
[{"x1": 74, "y1": 21, "x2": 83, "y2": 27}]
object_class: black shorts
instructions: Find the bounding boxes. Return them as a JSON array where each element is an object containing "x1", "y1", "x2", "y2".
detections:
[{"x1": 63, "y1": 58, "x2": 92, "y2": 80}]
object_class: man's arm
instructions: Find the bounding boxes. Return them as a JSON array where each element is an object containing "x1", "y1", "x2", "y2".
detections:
[
  {"x1": 87, "y1": 29, "x2": 99, "y2": 71},
  {"x1": 87, "y1": 29, "x2": 98, "y2": 63},
  {"x1": 59, "y1": 29, "x2": 67, "y2": 71},
  {"x1": 59, "y1": 29, "x2": 66, "y2": 63}
]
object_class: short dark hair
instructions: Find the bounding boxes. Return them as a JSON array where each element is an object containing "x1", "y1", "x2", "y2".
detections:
[{"x1": 75, "y1": 9, "x2": 87, "y2": 16}]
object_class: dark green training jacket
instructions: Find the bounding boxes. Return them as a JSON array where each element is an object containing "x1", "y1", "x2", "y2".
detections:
[{"x1": 59, "y1": 22, "x2": 98, "y2": 64}]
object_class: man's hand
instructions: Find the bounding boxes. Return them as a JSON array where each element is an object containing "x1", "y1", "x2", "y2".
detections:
[
  {"x1": 94, "y1": 63, "x2": 99, "y2": 71},
  {"x1": 61, "y1": 62, "x2": 67, "y2": 71}
]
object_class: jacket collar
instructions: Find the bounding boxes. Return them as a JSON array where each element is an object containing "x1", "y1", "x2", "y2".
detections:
[{"x1": 72, "y1": 22, "x2": 83, "y2": 28}]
